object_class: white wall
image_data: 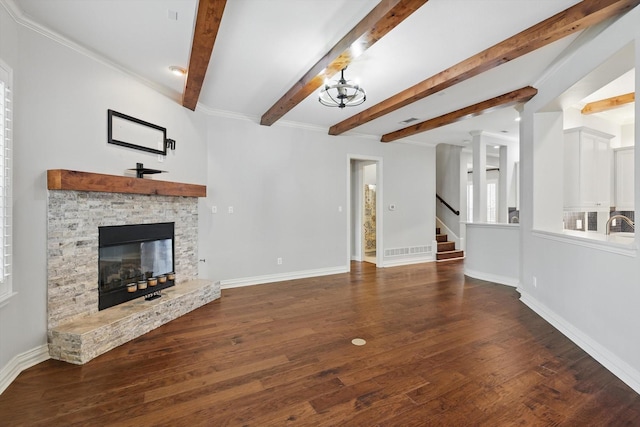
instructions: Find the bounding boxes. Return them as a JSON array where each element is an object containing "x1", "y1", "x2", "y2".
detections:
[
  {"x1": 532, "y1": 112, "x2": 564, "y2": 232},
  {"x1": 199, "y1": 116, "x2": 436, "y2": 284},
  {"x1": 0, "y1": 7, "x2": 208, "y2": 389},
  {"x1": 464, "y1": 223, "x2": 519, "y2": 287},
  {"x1": 621, "y1": 123, "x2": 635, "y2": 147},
  {"x1": 521, "y1": 7, "x2": 640, "y2": 392}
]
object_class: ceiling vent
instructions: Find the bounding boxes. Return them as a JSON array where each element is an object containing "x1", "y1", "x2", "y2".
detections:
[{"x1": 399, "y1": 117, "x2": 419, "y2": 125}]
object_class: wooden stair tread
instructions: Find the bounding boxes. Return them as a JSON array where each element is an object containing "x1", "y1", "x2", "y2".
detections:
[
  {"x1": 437, "y1": 241, "x2": 455, "y2": 251},
  {"x1": 436, "y1": 250, "x2": 465, "y2": 261},
  {"x1": 435, "y1": 227, "x2": 462, "y2": 260}
]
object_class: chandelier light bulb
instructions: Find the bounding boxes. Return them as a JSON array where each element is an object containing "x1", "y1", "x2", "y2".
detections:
[{"x1": 319, "y1": 67, "x2": 366, "y2": 109}]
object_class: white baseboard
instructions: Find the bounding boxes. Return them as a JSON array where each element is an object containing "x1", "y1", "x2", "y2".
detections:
[
  {"x1": 220, "y1": 265, "x2": 349, "y2": 289},
  {"x1": 382, "y1": 255, "x2": 435, "y2": 268},
  {"x1": 464, "y1": 268, "x2": 519, "y2": 287},
  {"x1": 519, "y1": 289, "x2": 640, "y2": 395},
  {"x1": 0, "y1": 345, "x2": 50, "y2": 395}
]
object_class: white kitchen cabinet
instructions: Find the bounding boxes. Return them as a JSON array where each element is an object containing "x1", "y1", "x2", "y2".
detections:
[
  {"x1": 564, "y1": 127, "x2": 614, "y2": 210},
  {"x1": 614, "y1": 146, "x2": 634, "y2": 210}
]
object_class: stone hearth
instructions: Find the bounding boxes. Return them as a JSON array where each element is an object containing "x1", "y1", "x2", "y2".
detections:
[
  {"x1": 46, "y1": 170, "x2": 219, "y2": 364},
  {"x1": 49, "y1": 279, "x2": 217, "y2": 364}
]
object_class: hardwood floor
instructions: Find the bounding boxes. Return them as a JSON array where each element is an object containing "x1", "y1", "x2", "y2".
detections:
[{"x1": 2, "y1": 260, "x2": 640, "y2": 426}]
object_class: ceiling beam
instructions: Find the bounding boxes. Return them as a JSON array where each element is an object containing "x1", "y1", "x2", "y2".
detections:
[
  {"x1": 380, "y1": 86, "x2": 537, "y2": 142},
  {"x1": 581, "y1": 92, "x2": 635, "y2": 114},
  {"x1": 259, "y1": 0, "x2": 429, "y2": 126},
  {"x1": 182, "y1": 0, "x2": 227, "y2": 111},
  {"x1": 329, "y1": 0, "x2": 640, "y2": 136}
]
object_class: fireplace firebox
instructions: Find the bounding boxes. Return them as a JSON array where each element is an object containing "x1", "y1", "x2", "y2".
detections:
[{"x1": 99, "y1": 222, "x2": 175, "y2": 310}]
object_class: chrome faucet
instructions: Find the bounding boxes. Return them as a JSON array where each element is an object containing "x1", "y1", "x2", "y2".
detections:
[{"x1": 605, "y1": 214, "x2": 635, "y2": 235}]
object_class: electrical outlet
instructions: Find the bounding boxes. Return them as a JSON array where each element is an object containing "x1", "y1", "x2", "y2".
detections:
[
  {"x1": 228, "y1": 206, "x2": 234, "y2": 214},
  {"x1": 277, "y1": 257, "x2": 282, "y2": 265},
  {"x1": 211, "y1": 206, "x2": 217, "y2": 214}
]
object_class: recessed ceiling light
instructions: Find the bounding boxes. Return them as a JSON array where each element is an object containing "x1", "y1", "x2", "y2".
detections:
[{"x1": 169, "y1": 66, "x2": 186, "y2": 77}]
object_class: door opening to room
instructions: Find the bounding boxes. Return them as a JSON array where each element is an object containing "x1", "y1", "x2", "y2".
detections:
[
  {"x1": 362, "y1": 163, "x2": 377, "y2": 264},
  {"x1": 349, "y1": 157, "x2": 381, "y2": 268}
]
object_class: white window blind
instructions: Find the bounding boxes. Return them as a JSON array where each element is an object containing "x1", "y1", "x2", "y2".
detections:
[{"x1": 0, "y1": 59, "x2": 13, "y2": 301}]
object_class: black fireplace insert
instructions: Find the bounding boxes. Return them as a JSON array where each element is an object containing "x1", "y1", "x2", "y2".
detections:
[{"x1": 98, "y1": 222, "x2": 175, "y2": 310}]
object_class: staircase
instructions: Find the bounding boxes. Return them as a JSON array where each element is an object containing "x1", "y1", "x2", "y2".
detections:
[{"x1": 436, "y1": 227, "x2": 464, "y2": 261}]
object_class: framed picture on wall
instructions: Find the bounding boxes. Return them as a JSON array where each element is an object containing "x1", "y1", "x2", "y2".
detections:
[{"x1": 107, "y1": 109, "x2": 167, "y2": 155}]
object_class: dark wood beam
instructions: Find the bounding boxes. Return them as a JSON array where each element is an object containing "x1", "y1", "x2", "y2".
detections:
[
  {"x1": 182, "y1": 0, "x2": 227, "y2": 111},
  {"x1": 581, "y1": 92, "x2": 635, "y2": 114},
  {"x1": 329, "y1": 0, "x2": 640, "y2": 135},
  {"x1": 380, "y1": 86, "x2": 537, "y2": 142},
  {"x1": 259, "y1": 0, "x2": 429, "y2": 126}
]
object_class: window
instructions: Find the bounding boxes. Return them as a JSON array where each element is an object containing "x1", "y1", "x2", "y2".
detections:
[
  {"x1": 487, "y1": 182, "x2": 497, "y2": 223},
  {"x1": 467, "y1": 180, "x2": 498, "y2": 223},
  {"x1": 0, "y1": 59, "x2": 13, "y2": 304}
]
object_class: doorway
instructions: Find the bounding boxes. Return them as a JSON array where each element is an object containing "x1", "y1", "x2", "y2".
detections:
[
  {"x1": 362, "y1": 163, "x2": 377, "y2": 263},
  {"x1": 348, "y1": 156, "x2": 382, "y2": 268}
]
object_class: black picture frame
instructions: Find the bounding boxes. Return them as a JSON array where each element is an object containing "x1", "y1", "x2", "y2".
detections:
[{"x1": 107, "y1": 109, "x2": 167, "y2": 156}]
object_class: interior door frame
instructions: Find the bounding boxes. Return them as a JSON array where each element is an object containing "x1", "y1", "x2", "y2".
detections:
[{"x1": 347, "y1": 154, "x2": 383, "y2": 269}]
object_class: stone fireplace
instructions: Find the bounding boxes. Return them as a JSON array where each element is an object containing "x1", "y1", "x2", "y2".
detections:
[{"x1": 46, "y1": 170, "x2": 220, "y2": 364}]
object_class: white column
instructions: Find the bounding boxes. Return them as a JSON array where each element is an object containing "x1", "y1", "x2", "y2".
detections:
[
  {"x1": 459, "y1": 149, "x2": 470, "y2": 250},
  {"x1": 471, "y1": 131, "x2": 487, "y2": 223},
  {"x1": 459, "y1": 149, "x2": 469, "y2": 223},
  {"x1": 499, "y1": 145, "x2": 509, "y2": 223}
]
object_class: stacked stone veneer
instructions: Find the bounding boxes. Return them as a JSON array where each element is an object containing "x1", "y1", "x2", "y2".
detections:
[{"x1": 47, "y1": 190, "x2": 220, "y2": 364}]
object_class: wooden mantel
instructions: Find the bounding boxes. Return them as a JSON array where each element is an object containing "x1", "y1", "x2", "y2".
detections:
[{"x1": 47, "y1": 169, "x2": 206, "y2": 197}]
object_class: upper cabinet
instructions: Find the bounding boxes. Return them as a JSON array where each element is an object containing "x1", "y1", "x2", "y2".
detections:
[{"x1": 564, "y1": 127, "x2": 614, "y2": 210}]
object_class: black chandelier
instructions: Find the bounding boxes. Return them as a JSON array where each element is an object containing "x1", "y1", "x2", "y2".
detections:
[{"x1": 318, "y1": 68, "x2": 366, "y2": 109}]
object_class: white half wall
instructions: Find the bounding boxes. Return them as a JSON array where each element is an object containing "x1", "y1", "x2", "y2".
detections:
[{"x1": 464, "y1": 223, "x2": 520, "y2": 287}]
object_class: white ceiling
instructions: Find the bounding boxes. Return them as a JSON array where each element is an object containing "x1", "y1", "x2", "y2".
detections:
[{"x1": 10, "y1": 0, "x2": 636, "y2": 146}]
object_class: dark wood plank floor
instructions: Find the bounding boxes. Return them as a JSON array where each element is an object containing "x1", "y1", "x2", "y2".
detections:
[{"x1": 2, "y1": 260, "x2": 640, "y2": 426}]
